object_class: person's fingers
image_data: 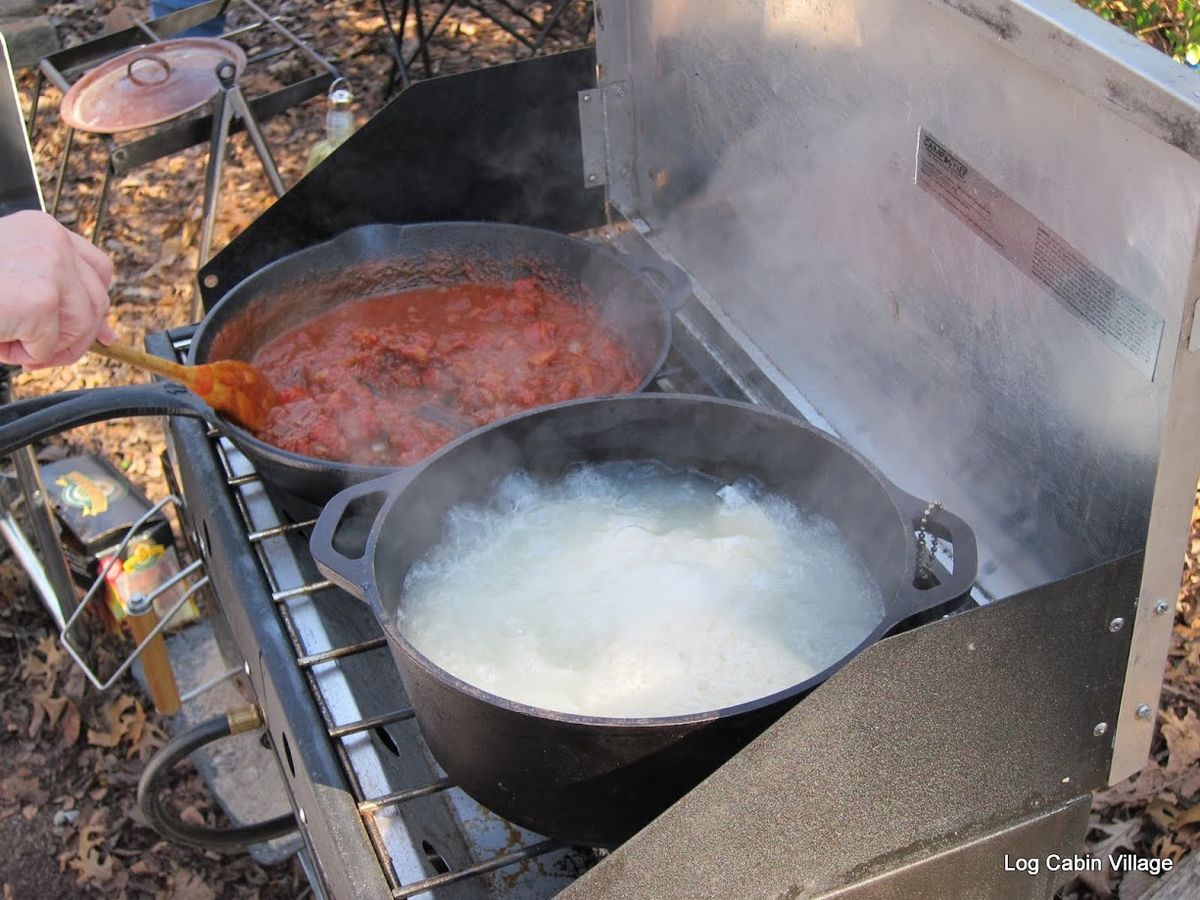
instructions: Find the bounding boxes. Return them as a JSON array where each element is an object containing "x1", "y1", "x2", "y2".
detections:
[
  {"x1": 0, "y1": 340, "x2": 38, "y2": 367},
  {"x1": 16, "y1": 295, "x2": 61, "y2": 364},
  {"x1": 67, "y1": 230, "x2": 114, "y2": 288},
  {"x1": 49, "y1": 256, "x2": 110, "y2": 363},
  {"x1": 96, "y1": 321, "x2": 117, "y2": 345},
  {"x1": 71, "y1": 249, "x2": 110, "y2": 339}
]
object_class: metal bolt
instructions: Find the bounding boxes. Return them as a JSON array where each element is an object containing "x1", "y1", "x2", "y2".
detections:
[
  {"x1": 202, "y1": 274, "x2": 219, "y2": 289},
  {"x1": 126, "y1": 593, "x2": 152, "y2": 616},
  {"x1": 1154, "y1": 599, "x2": 1171, "y2": 616},
  {"x1": 582, "y1": 93, "x2": 592, "y2": 102},
  {"x1": 1136, "y1": 703, "x2": 1153, "y2": 720},
  {"x1": 587, "y1": 174, "x2": 598, "y2": 183},
  {"x1": 298, "y1": 807, "x2": 307, "y2": 825},
  {"x1": 242, "y1": 660, "x2": 251, "y2": 676},
  {"x1": 30, "y1": 490, "x2": 42, "y2": 505},
  {"x1": 1093, "y1": 722, "x2": 1108, "y2": 737},
  {"x1": 1108, "y1": 617, "x2": 1125, "y2": 632}
]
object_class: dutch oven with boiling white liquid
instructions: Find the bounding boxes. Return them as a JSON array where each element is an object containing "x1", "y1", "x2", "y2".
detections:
[{"x1": 310, "y1": 394, "x2": 978, "y2": 847}]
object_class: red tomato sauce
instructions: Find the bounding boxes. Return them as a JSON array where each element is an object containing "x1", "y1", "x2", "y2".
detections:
[{"x1": 252, "y1": 279, "x2": 641, "y2": 466}]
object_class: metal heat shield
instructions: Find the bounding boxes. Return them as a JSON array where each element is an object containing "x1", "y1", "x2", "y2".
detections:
[{"x1": 585, "y1": 0, "x2": 1200, "y2": 788}]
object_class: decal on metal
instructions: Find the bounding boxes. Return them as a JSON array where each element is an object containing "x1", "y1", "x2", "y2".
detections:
[{"x1": 917, "y1": 129, "x2": 1164, "y2": 380}]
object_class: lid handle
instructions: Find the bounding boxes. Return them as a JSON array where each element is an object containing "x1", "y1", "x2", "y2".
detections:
[{"x1": 126, "y1": 54, "x2": 172, "y2": 87}]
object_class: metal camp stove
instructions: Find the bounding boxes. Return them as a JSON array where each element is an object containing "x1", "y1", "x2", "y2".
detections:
[
  {"x1": 150, "y1": 288, "x2": 757, "y2": 898},
  {"x1": 164, "y1": 1, "x2": 1200, "y2": 898}
]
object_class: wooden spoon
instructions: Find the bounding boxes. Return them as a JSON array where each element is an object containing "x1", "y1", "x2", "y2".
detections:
[{"x1": 90, "y1": 340, "x2": 277, "y2": 433}]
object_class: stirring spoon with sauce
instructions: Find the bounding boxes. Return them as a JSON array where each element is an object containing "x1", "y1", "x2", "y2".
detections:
[{"x1": 89, "y1": 340, "x2": 277, "y2": 432}]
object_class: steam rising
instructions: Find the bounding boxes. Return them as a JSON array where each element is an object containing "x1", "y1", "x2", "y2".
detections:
[{"x1": 398, "y1": 462, "x2": 884, "y2": 718}]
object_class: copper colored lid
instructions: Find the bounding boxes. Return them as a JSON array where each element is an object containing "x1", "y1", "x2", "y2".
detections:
[{"x1": 60, "y1": 38, "x2": 247, "y2": 134}]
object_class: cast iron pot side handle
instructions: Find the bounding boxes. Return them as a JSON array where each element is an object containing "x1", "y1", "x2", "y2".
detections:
[
  {"x1": 0, "y1": 383, "x2": 220, "y2": 458},
  {"x1": 310, "y1": 476, "x2": 403, "y2": 599},
  {"x1": 612, "y1": 241, "x2": 693, "y2": 313},
  {"x1": 888, "y1": 486, "x2": 979, "y2": 622},
  {"x1": 641, "y1": 260, "x2": 693, "y2": 313}
]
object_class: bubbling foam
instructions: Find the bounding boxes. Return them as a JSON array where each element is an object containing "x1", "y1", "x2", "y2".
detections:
[{"x1": 398, "y1": 462, "x2": 885, "y2": 717}]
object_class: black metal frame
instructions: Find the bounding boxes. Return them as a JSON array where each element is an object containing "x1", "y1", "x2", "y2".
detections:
[
  {"x1": 197, "y1": 47, "x2": 603, "y2": 309},
  {"x1": 376, "y1": 0, "x2": 579, "y2": 93}
]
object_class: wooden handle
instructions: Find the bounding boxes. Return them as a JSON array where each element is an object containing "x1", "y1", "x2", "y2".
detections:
[
  {"x1": 90, "y1": 340, "x2": 192, "y2": 385},
  {"x1": 126, "y1": 602, "x2": 182, "y2": 716}
]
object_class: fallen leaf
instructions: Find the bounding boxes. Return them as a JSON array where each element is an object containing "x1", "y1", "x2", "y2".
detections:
[
  {"x1": 180, "y1": 805, "x2": 206, "y2": 828},
  {"x1": 171, "y1": 868, "x2": 217, "y2": 900},
  {"x1": 61, "y1": 701, "x2": 81, "y2": 747},
  {"x1": 0, "y1": 768, "x2": 49, "y2": 806}
]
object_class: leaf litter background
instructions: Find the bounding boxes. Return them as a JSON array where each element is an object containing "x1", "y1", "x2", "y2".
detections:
[{"x1": 0, "y1": 1, "x2": 1197, "y2": 897}]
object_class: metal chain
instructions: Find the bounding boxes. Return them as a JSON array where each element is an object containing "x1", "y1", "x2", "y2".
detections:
[{"x1": 915, "y1": 500, "x2": 943, "y2": 584}]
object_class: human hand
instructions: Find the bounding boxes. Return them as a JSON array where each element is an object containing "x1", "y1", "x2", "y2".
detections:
[{"x1": 0, "y1": 210, "x2": 116, "y2": 368}]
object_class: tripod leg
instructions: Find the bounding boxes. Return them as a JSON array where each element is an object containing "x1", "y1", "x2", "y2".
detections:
[
  {"x1": 51, "y1": 126, "x2": 75, "y2": 216},
  {"x1": 197, "y1": 86, "x2": 234, "y2": 272},
  {"x1": 28, "y1": 69, "x2": 43, "y2": 135},
  {"x1": 92, "y1": 156, "x2": 114, "y2": 244},
  {"x1": 413, "y1": 0, "x2": 434, "y2": 78},
  {"x1": 227, "y1": 85, "x2": 285, "y2": 197}
]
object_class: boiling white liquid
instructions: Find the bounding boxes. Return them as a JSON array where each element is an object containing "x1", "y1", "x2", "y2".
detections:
[{"x1": 399, "y1": 463, "x2": 885, "y2": 717}]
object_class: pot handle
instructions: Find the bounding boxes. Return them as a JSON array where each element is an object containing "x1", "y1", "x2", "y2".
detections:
[
  {"x1": 640, "y1": 260, "x2": 692, "y2": 313},
  {"x1": 0, "y1": 383, "x2": 218, "y2": 458},
  {"x1": 615, "y1": 242, "x2": 692, "y2": 313},
  {"x1": 310, "y1": 476, "x2": 400, "y2": 600},
  {"x1": 889, "y1": 486, "x2": 978, "y2": 622}
]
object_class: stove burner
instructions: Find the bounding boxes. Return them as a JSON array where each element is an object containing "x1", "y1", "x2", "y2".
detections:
[{"x1": 151, "y1": 310, "x2": 744, "y2": 898}]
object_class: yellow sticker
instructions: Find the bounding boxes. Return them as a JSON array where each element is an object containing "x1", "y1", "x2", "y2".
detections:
[
  {"x1": 54, "y1": 471, "x2": 121, "y2": 518},
  {"x1": 123, "y1": 541, "x2": 165, "y2": 572}
]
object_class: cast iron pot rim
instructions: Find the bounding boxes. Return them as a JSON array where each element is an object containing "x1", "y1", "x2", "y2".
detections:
[
  {"x1": 185, "y1": 220, "x2": 676, "y2": 476},
  {"x1": 361, "y1": 392, "x2": 917, "y2": 730}
]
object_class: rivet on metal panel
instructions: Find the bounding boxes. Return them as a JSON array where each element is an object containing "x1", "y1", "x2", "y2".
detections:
[
  {"x1": 1093, "y1": 722, "x2": 1108, "y2": 737},
  {"x1": 242, "y1": 660, "x2": 251, "y2": 676},
  {"x1": 202, "y1": 274, "x2": 219, "y2": 289},
  {"x1": 583, "y1": 92, "x2": 592, "y2": 102},
  {"x1": 1108, "y1": 617, "x2": 1125, "y2": 632},
  {"x1": 298, "y1": 807, "x2": 307, "y2": 825},
  {"x1": 1136, "y1": 704, "x2": 1153, "y2": 720},
  {"x1": 587, "y1": 174, "x2": 598, "y2": 183},
  {"x1": 31, "y1": 491, "x2": 42, "y2": 505},
  {"x1": 1154, "y1": 599, "x2": 1171, "y2": 615}
]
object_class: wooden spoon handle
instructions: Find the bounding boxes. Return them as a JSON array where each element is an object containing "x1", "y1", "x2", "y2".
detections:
[{"x1": 90, "y1": 340, "x2": 193, "y2": 385}]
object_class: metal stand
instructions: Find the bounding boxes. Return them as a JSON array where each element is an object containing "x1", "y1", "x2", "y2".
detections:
[
  {"x1": 0, "y1": 368, "x2": 79, "y2": 631},
  {"x1": 196, "y1": 60, "x2": 286, "y2": 271},
  {"x1": 27, "y1": 0, "x2": 336, "y2": 244},
  {"x1": 378, "y1": 0, "x2": 576, "y2": 94}
]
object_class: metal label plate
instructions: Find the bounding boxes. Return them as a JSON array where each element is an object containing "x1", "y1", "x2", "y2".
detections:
[{"x1": 916, "y1": 128, "x2": 1164, "y2": 380}]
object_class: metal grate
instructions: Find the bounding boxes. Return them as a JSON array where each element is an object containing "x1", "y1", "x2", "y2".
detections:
[
  {"x1": 154, "y1": 256, "x2": 755, "y2": 896},
  {"x1": 159, "y1": 329, "x2": 611, "y2": 898}
]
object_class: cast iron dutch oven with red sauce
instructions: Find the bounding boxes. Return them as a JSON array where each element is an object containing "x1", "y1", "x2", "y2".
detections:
[{"x1": 0, "y1": 222, "x2": 685, "y2": 505}]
